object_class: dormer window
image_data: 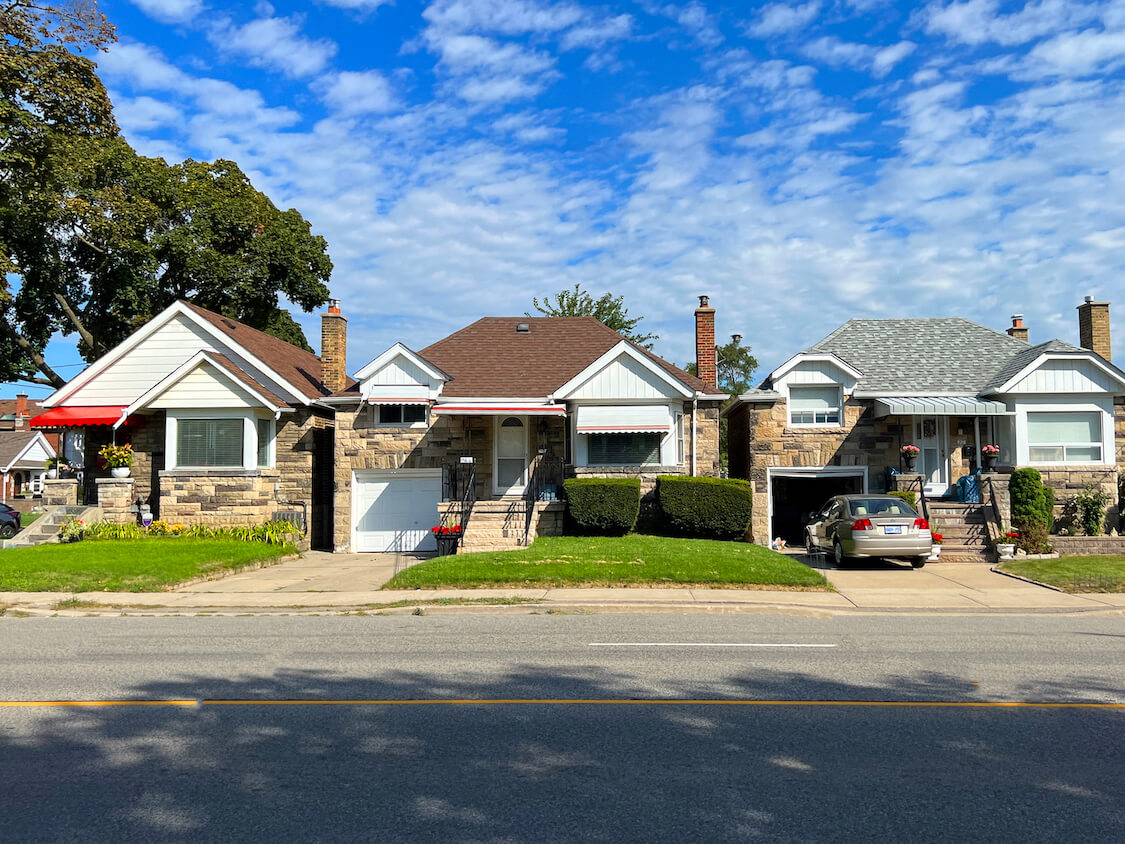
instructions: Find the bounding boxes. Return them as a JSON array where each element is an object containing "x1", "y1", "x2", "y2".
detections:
[
  {"x1": 789, "y1": 385, "x2": 842, "y2": 427},
  {"x1": 377, "y1": 404, "x2": 427, "y2": 425}
]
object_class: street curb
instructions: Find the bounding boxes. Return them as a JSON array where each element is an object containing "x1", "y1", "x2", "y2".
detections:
[{"x1": 990, "y1": 564, "x2": 1064, "y2": 593}]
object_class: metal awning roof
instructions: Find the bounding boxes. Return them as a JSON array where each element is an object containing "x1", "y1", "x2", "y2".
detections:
[
  {"x1": 31, "y1": 406, "x2": 128, "y2": 428},
  {"x1": 575, "y1": 405, "x2": 671, "y2": 433},
  {"x1": 873, "y1": 396, "x2": 1012, "y2": 418}
]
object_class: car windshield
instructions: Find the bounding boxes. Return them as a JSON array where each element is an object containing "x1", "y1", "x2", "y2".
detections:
[{"x1": 847, "y1": 498, "x2": 916, "y2": 517}]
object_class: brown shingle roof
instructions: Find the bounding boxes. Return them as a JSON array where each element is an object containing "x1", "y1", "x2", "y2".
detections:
[
  {"x1": 202, "y1": 352, "x2": 291, "y2": 409},
  {"x1": 419, "y1": 317, "x2": 709, "y2": 398},
  {"x1": 180, "y1": 302, "x2": 328, "y2": 400},
  {"x1": 0, "y1": 431, "x2": 45, "y2": 470}
]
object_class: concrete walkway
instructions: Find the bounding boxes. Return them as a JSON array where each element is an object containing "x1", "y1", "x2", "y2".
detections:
[{"x1": 2, "y1": 552, "x2": 1124, "y2": 615}]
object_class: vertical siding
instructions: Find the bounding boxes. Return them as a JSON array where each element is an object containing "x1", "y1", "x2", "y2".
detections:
[
  {"x1": 1008, "y1": 359, "x2": 1117, "y2": 393},
  {"x1": 776, "y1": 361, "x2": 858, "y2": 392},
  {"x1": 371, "y1": 356, "x2": 430, "y2": 386},
  {"x1": 569, "y1": 354, "x2": 681, "y2": 399}
]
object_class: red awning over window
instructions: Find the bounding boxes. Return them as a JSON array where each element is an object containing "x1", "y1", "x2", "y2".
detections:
[{"x1": 30, "y1": 406, "x2": 127, "y2": 428}]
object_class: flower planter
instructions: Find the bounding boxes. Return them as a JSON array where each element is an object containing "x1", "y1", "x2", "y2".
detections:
[
  {"x1": 46, "y1": 469, "x2": 58, "y2": 480},
  {"x1": 996, "y1": 543, "x2": 1016, "y2": 561},
  {"x1": 928, "y1": 545, "x2": 941, "y2": 562},
  {"x1": 110, "y1": 466, "x2": 131, "y2": 479},
  {"x1": 435, "y1": 534, "x2": 461, "y2": 557},
  {"x1": 982, "y1": 454, "x2": 997, "y2": 473},
  {"x1": 903, "y1": 455, "x2": 917, "y2": 472}
]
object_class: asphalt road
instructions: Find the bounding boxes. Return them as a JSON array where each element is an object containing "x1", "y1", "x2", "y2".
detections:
[{"x1": 1, "y1": 614, "x2": 1123, "y2": 842}]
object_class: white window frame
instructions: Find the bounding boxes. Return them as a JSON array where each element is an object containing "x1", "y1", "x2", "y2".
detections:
[
  {"x1": 1014, "y1": 397, "x2": 1114, "y2": 467},
  {"x1": 373, "y1": 403, "x2": 428, "y2": 428},
  {"x1": 1026, "y1": 411, "x2": 1104, "y2": 465},
  {"x1": 165, "y1": 409, "x2": 262, "y2": 471},
  {"x1": 787, "y1": 384, "x2": 844, "y2": 428},
  {"x1": 675, "y1": 411, "x2": 685, "y2": 465},
  {"x1": 256, "y1": 416, "x2": 275, "y2": 468}
]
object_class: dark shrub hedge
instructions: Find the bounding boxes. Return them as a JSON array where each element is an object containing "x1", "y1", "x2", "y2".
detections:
[
  {"x1": 1010, "y1": 467, "x2": 1054, "y2": 552},
  {"x1": 887, "y1": 490, "x2": 916, "y2": 510},
  {"x1": 656, "y1": 475, "x2": 753, "y2": 540},
  {"x1": 564, "y1": 478, "x2": 640, "y2": 535}
]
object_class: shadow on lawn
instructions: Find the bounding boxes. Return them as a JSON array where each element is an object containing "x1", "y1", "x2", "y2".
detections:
[{"x1": 2, "y1": 663, "x2": 1123, "y2": 841}]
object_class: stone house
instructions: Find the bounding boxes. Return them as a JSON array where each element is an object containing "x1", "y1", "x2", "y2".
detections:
[
  {"x1": 726, "y1": 297, "x2": 1125, "y2": 549},
  {"x1": 322, "y1": 297, "x2": 726, "y2": 552},
  {"x1": 31, "y1": 297, "x2": 726, "y2": 552},
  {"x1": 0, "y1": 430, "x2": 55, "y2": 502}
]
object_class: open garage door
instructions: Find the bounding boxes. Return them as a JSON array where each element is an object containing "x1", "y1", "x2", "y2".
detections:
[{"x1": 770, "y1": 470, "x2": 865, "y2": 545}]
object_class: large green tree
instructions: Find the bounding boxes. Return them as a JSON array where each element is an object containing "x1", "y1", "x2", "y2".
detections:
[
  {"x1": 1, "y1": 1, "x2": 332, "y2": 386},
  {"x1": 528, "y1": 284, "x2": 657, "y2": 348}
]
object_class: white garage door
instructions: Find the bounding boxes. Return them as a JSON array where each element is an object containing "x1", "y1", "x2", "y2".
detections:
[{"x1": 353, "y1": 469, "x2": 441, "y2": 553}]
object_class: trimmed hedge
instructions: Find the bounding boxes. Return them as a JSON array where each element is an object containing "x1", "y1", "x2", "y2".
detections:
[
  {"x1": 1010, "y1": 467, "x2": 1054, "y2": 553},
  {"x1": 656, "y1": 475, "x2": 753, "y2": 540},
  {"x1": 564, "y1": 478, "x2": 641, "y2": 535},
  {"x1": 887, "y1": 490, "x2": 916, "y2": 510}
]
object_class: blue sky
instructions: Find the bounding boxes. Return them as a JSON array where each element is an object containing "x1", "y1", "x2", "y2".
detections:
[{"x1": 8, "y1": 0, "x2": 1125, "y2": 399}]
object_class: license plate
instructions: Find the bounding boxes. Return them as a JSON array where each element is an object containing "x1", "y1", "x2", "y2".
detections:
[{"x1": 883, "y1": 525, "x2": 903, "y2": 535}]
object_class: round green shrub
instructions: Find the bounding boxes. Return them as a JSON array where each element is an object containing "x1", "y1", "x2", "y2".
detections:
[
  {"x1": 656, "y1": 475, "x2": 753, "y2": 540},
  {"x1": 563, "y1": 478, "x2": 641, "y2": 535}
]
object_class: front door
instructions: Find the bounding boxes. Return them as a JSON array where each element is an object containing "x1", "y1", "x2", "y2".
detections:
[
  {"x1": 914, "y1": 416, "x2": 949, "y2": 496},
  {"x1": 495, "y1": 416, "x2": 528, "y2": 495}
]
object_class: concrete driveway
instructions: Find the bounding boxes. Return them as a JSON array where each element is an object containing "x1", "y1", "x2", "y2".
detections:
[{"x1": 175, "y1": 551, "x2": 430, "y2": 594}]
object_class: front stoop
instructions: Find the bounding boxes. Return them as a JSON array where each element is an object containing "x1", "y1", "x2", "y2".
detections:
[
  {"x1": 458, "y1": 499, "x2": 563, "y2": 554},
  {"x1": 927, "y1": 501, "x2": 994, "y2": 563},
  {"x1": 1, "y1": 505, "x2": 102, "y2": 549}
]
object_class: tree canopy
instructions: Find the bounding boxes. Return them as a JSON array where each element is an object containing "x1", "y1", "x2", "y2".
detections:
[
  {"x1": 1, "y1": 1, "x2": 332, "y2": 386},
  {"x1": 528, "y1": 284, "x2": 657, "y2": 348},
  {"x1": 687, "y1": 337, "x2": 759, "y2": 397}
]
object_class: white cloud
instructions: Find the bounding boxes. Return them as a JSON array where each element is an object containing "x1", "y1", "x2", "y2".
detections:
[
  {"x1": 873, "y1": 41, "x2": 917, "y2": 76},
  {"x1": 422, "y1": 0, "x2": 585, "y2": 36},
  {"x1": 1025, "y1": 28, "x2": 1125, "y2": 78},
  {"x1": 560, "y1": 14, "x2": 632, "y2": 50},
  {"x1": 112, "y1": 95, "x2": 183, "y2": 131},
  {"x1": 318, "y1": 71, "x2": 398, "y2": 115},
  {"x1": 923, "y1": 0, "x2": 1103, "y2": 47},
  {"x1": 747, "y1": 2, "x2": 821, "y2": 38},
  {"x1": 802, "y1": 37, "x2": 915, "y2": 77},
  {"x1": 129, "y1": 0, "x2": 204, "y2": 24},
  {"x1": 210, "y1": 14, "x2": 338, "y2": 78},
  {"x1": 319, "y1": 0, "x2": 393, "y2": 10}
]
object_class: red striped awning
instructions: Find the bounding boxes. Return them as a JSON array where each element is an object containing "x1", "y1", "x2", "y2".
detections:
[{"x1": 31, "y1": 406, "x2": 127, "y2": 428}]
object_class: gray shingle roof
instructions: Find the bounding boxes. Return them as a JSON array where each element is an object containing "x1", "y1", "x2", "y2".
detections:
[
  {"x1": 800, "y1": 318, "x2": 1051, "y2": 393},
  {"x1": 980, "y1": 339, "x2": 1086, "y2": 393}
]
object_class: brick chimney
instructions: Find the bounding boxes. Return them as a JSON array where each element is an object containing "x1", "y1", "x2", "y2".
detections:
[
  {"x1": 321, "y1": 299, "x2": 348, "y2": 393},
  {"x1": 695, "y1": 295, "x2": 717, "y2": 389},
  {"x1": 1006, "y1": 314, "x2": 1028, "y2": 343},
  {"x1": 14, "y1": 393, "x2": 27, "y2": 428},
  {"x1": 1077, "y1": 296, "x2": 1111, "y2": 361}
]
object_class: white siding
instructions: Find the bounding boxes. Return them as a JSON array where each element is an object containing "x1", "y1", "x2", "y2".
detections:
[
  {"x1": 1006, "y1": 358, "x2": 1119, "y2": 394},
  {"x1": 369, "y1": 355, "x2": 431, "y2": 386},
  {"x1": 62, "y1": 314, "x2": 299, "y2": 406},
  {"x1": 148, "y1": 363, "x2": 258, "y2": 409},
  {"x1": 775, "y1": 361, "x2": 858, "y2": 393},
  {"x1": 568, "y1": 354, "x2": 682, "y2": 400},
  {"x1": 8, "y1": 439, "x2": 51, "y2": 469}
]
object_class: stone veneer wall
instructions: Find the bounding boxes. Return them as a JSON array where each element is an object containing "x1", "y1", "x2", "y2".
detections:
[
  {"x1": 96, "y1": 478, "x2": 135, "y2": 524},
  {"x1": 128, "y1": 412, "x2": 165, "y2": 513},
  {"x1": 159, "y1": 469, "x2": 280, "y2": 527},
  {"x1": 275, "y1": 407, "x2": 332, "y2": 519},
  {"x1": 333, "y1": 407, "x2": 567, "y2": 552},
  {"x1": 1038, "y1": 466, "x2": 1120, "y2": 532},
  {"x1": 43, "y1": 479, "x2": 78, "y2": 507},
  {"x1": 686, "y1": 401, "x2": 722, "y2": 477}
]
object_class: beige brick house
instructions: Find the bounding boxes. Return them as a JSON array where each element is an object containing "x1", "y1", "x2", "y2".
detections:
[
  {"x1": 322, "y1": 299, "x2": 726, "y2": 552},
  {"x1": 32, "y1": 297, "x2": 725, "y2": 553},
  {"x1": 727, "y1": 297, "x2": 1125, "y2": 549}
]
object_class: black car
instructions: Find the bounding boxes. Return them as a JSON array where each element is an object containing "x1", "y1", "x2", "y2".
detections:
[{"x1": 0, "y1": 503, "x2": 22, "y2": 539}]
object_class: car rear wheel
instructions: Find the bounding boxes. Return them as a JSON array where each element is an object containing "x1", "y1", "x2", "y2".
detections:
[
  {"x1": 833, "y1": 538, "x2": 847, "y2": 568},
  {"x1": 0, "y1": 524, "x2": 15, "y2": 539},
  {"x1": 805, "y1": 531, "x2": 817, "y2": 555},
  {"x1": 911, "y1": 557, "x2": 927, "y2": 569}
]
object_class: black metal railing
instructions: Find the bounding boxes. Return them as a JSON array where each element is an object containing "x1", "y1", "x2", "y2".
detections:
[
  {"x1": 523, "y1": 453, "x2": 565, "y2": 542},
  {"x1": 442, "y1": 461, "x2": 477, "y2": 548}
]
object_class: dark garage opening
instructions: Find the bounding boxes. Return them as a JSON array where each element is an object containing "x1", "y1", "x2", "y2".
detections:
[{"x1": 771, "y1": 473, "x2": 865, "y2": 545}]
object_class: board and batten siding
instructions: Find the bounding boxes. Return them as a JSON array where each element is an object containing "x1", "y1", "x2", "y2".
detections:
[
  {"x1": 147, "y1": 363, "x2": 259, "y2": 409},
  {"x1": 1005, "y1": 358, "x2": 1119, "y2": 394},
  {"x1": 63, "y1": 314, "x2": 292, "y2": 406},
  {"x1": 567, "y1": 354, "x2": 682, "y2": 400},
  {"x1": 367, "y1": 355, "x2": 431, "y2": 386},
  {"x1": 13, "y1": 439, "x2": 51, "y2": 467}
]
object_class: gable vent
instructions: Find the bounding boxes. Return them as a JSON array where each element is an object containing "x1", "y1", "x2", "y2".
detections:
[{"x1": 516, "y1": 323, "x2": 530, "y2": 333}]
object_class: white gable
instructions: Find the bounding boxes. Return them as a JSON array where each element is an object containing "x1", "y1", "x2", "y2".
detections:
[
  {"x1": 367, "y1": 354, "x2": 432, "y2": 386},
  {"x1": 773, "y1": 359, "x2": 858, "y2": 393},
  {"x1": 1005, "y1": 357, "x2": 1124, "y2": 394},
  {"x1": 55, "y1": 313, "x2": 299, "y2": 407},
  {"x1": 568, "y1": 352, "x2": 684, "y2": 400},
  {"x1": 147, "y1": 362, "x2": 261, "y2": 409}
]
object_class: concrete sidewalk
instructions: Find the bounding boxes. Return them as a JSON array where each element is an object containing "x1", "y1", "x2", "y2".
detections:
[{"x1": 1, "y1": 553, "x2": 1124, "y2": 615}]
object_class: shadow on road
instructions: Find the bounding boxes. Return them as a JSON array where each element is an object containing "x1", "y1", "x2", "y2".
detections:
[{"x1": 2, "y1": 665, "x2": 1122, "y2": 841}]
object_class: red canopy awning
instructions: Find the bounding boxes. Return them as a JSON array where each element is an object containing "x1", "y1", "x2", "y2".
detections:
[{"x1": 31, "y1": 406, "x2": 127, "y2": 428}]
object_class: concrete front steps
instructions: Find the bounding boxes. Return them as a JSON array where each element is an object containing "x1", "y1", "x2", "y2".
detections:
[
  {"x1": 1, "y1": 505, "x2": 102, "y2": 549},
  {"x1": 459, "y1": 498, "x2": 534, "y2": 553},
  {"x1": 926, "y1": 501, "x2": 993, "y2": 563}
]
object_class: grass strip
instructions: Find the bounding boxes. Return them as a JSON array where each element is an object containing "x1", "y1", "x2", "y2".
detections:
[{"x1": 1000, "y1": 556, "x2": 1125, "y2": 593}]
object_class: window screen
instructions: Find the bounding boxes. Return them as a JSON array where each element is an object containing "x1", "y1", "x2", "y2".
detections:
[
  {"x1": 789, "y1": 386, "x2": 841, "y2": 425},
  {"x1": 587, "y1": 433, "x2": 661, "y2": 465},
  {"x1": 257, "y1": 419, "x2": 272, "y2": 467},
  {"x1": 177, "y1": 419, "x2": 244, "y2": 467},
  {"x1": 1027, "y1": 411, "x2": 1102, "y2": 463}
]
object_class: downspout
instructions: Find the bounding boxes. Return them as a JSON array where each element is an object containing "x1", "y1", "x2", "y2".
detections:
[{"x1": 691, "y1": 397, "x2": 698, "y2": 477}]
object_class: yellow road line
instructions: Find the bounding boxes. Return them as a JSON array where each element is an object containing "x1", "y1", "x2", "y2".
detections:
[{"x1": 0, "y1": 698, "x2": 1122, "y2": 709}]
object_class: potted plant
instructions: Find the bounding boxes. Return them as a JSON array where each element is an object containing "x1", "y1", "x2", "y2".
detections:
[
  {"x1": 431, "y1": 519, "x2": 463, "y2": 556},
  {"x1": 994, "y1": 531, "x2": 1019, "y2": 560},
  {"x1": 44, "y1": 456, "x2": 70, "y2": 479},
  {"x1": 99, "y1": 443, "x2": 134, "y2": 478},
  {"x1": 981, "y1": 444, "x2": 1000, "y2": 473},
  {"x1": 928, "y1": 532, "x2": 943, "y2": 562},
  {"x1": 901, "y1": 444, "x2": 920, "y2": 472},
  {"x1": 57, "y1": 517, "x2": 85, "y2": 544}
]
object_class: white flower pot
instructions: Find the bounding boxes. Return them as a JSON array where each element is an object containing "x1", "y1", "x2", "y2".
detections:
[
  {"x1": 111, "y1": 466, "x2": 131, "y2": 479},
  {"x1": 46, "y1": 469, "x2": 57, "y2": 480},
  {"x1": 928, "y1": 545, "x2": 941, "y2": 561},
  {"x1": 997, "y1": 543, "x2": 1015, "y2": 561}
]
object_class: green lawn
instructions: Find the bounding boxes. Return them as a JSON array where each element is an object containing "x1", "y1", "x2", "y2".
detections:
[
  {"x1": 384, "y1": 535, "x2": 831, "y2": 590},
  {"x1": 19, "y1": 512, "x2": 42, "y2": 529},
  {"x1": 0, "y1": 538, "x2": 293, "y2": 592},
  {"x1": 1001, "y1": 556, "x2": 1125, "y2": 593}
]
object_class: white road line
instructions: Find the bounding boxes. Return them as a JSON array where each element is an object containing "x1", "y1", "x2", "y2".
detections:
[{"x1": 588, "y1": 643, "x2": 838, "y2": 648}]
